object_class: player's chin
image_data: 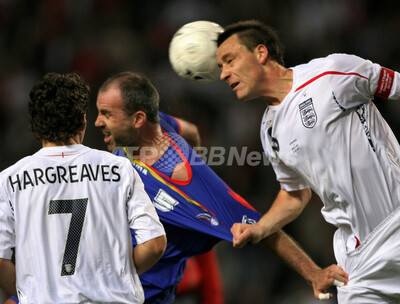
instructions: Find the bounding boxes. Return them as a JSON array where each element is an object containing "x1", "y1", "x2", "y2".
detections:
[
  {"x1": 235, "y1": 90, "x2": 246, "y2": 101},
  {"x1": 235, "y1": 88, "x2": 252, "y2": 102},
  {"x1": 237, "y1": 94, "x2": 252, "y2": 102},
  {"x1": 239, "y1": 91, "x2": 260, "y2": 102},
  {"x1": 106, "y1": 141, "x2": 116, "y2": 152}
]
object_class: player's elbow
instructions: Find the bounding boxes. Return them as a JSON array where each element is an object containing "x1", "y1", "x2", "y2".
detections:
[
  {"x1": 297, "y1": 188, "x2": 311, "y2": 214},
  {"x1": 0, "y1": 258, "x2": 17, "y2": 297},
  {"x1": 284, "y1": 188, "x2": 311, "y2": 219},
  {"x1": 152, "y1": 234, "x2": 167, "y2": 258},
  {"x1": 134, "y1": 235, "x2": 167, "y2": 275},
  {"x1": 293, "y1": 188, "x2": 311, "y2": 208},
  {"x1": 146, "y1": 234, "x2": 167, "y2": 264}
]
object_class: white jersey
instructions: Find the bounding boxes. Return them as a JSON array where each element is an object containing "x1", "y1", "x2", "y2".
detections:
[
  {"x1": 0, "y1": 144, "x2": 165, "y2": 303},
  {"x1": 261, "y1": 53, "x2": 400, "y2": 251}
]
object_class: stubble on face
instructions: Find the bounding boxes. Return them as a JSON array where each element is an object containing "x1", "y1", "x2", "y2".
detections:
[
  {"x1": 96, "y1": 87, "x2": 137, "y2": 150},
  {"x1": 217, "y1": 35, "x2": 259, "y2": 101}
]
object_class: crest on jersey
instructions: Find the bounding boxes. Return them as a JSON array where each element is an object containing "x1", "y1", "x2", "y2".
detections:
[
  {"x1": 299, "y1": 98, "x2": 317, "y2": 128},
  {"x1": 196, "y1": 213, "x2": 220, "y2": 226}
]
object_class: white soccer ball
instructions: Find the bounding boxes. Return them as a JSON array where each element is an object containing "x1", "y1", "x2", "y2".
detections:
[{"x1": 168, "y1": 20, "x2": 224, "y2": 84}]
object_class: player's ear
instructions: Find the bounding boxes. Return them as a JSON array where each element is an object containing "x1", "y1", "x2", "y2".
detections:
[
  {"x1": 132, "y1": 111, "x2": 147, "y2": 128},
  {"x1": 256, "y1": 44, "x2": 268, "y2": 64},
  {"x1": 80, "y1": 114, "x2": 87, "y2": 132}
]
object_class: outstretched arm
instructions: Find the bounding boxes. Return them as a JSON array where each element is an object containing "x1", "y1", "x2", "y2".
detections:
[
  {"x1": 231, "y1": 188, "x2": 311, "y2": 248},
  {"x1": 133, "y1": 235, "x2": 167, "y2": 275},
  {"x1": 0, "y1": 258, "x2": 17, "y2": 297},
  {"x1": 261, "y1": 230, "x2": 348, "y2": 299}
]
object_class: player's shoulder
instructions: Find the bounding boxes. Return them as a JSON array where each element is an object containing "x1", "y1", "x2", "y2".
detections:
[
  {"x1": 325, "y1": 53, "x2": 370, "y2": 67},
  {"x1": 0, "y1": 155, "x2": 37, "y2": 193},
  {"x1": 293, "y1": 53, "x2": 370, "y2": 83},
  {"x1": 86, "y1": 147, "x2": 132, "y2": 167},
  {"x1": 299, "y1": 53, "x2": 363, "y2": 67},
  {"x1": 159, "y1": 111, "x2": 180, "y2": 134},
  {"x1": 0, "y1": 154, "x2": 36, "y2": 179},
  {"x1": 82, "y1": 147, "x2": 137, "y2": 182}
]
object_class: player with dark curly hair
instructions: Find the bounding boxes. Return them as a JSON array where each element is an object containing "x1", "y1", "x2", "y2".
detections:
[
  {"x1": 0, "y1": 72, "x2": 166, "y2": 303},
  {"x1": 28, "y1": 72, "x2": 90, "y2": 143}
]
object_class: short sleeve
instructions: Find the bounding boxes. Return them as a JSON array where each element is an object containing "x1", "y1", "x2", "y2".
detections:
[
  {"x1": 269, "y1": 159, "x2": 309, "y2": 191},
  {"x1": 326, "y1": 54, "x2": 400, "y2": 107},
  {"x1": 0, "y1": 181, "x2": 15, "y2": 259},
  {"x1": 124, "y1": 163, "x2": 165, "y2": 244},
  {"x1": 260, "y1": 111, "x2": 308, "y2": 192}
]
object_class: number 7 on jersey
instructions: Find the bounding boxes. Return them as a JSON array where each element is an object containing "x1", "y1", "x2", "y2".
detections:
[{"x1": 48, "y1": 198, "x2": 88, "y2": 276}]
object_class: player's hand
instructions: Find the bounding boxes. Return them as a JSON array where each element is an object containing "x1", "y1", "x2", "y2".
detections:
[
  {"x1": 230, "y1": 223, "x2": 264, "y2": 248},
  {"x1": 308, "y1": 264, "x2": 348, "y2": 300}
]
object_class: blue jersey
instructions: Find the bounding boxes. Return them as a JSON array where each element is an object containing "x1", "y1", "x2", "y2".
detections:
[{"x1": 115, "y1": 112, "x2": 261, "y2": 303}]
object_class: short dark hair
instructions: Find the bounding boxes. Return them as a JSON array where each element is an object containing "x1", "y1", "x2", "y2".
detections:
[
  {"x1": 99, "y1": 72, "x2": 160, "y2": 124},
  {"x1": 29, "y1": 72, "x2": 90, "y2": 142},
  {"x1": 217, "y1": 20, "x2": 285, "y2": 65}
]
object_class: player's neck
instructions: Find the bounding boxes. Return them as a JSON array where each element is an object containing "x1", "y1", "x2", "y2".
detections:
[
  {"x1": 42, "y1": 134, "x2": 82, "y2": 147},
  {"x1": 262, "y1": 65, "x2": 293, "y2": 106},
  {"x1": 136, "y1": 123, "x2": 168, "y2": 165}
]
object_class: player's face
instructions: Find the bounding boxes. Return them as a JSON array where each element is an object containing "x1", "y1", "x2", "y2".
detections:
[
  {"x1": 217, "y1": 34, "x2": 264, "y2": 101},
  {"x1": 95, "y1": 86, "x2": 136, "y2": 151}
]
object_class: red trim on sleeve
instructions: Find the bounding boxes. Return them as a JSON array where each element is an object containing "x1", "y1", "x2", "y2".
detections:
[
  {"x1": 374, "y1": 68, "x2": 394, "y2": 100},
  {"x1": 295, "y1": 71, "x2": 368, "y2": 92},
  {"x1": 170, "y1": 115, "x2": 182, "y2": 134}
]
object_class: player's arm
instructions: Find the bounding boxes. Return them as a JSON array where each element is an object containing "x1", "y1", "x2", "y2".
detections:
[
  {"x1": 127, "y1": 167, "x2": 167, "y2": 275},
  {"x1": 231, "y1": 188, "x2": 311, "y2": 248},
  {"x1": 334, "y1": 54, "x2": 400, "y2": 102},
  {"x1": 133, "y1": 235, "x2": 167, "y2": 275},
  {"x1": 261, "y1": 230, "x2": 348, "y2": 300},
  {"x1": 174, "y1": 117, "x2": 201, "y2": 147},
  {"x1": 0, "y1": 258, "x2": 17, "y2": 297}
]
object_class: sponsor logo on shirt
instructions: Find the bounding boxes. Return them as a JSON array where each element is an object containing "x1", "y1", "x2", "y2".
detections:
[
  {"x1": 299, "y1": 98, "x2": 317, "y2": 128},
  {"x1": 196, "y1": 213, "x2": 220, "y2": 226},
  {"x1": 153, "y1": 188, "x2": 179, "y2": 212}
]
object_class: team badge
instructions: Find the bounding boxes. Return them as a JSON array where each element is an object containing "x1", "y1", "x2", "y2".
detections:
[
  {"x1": 196, "y1": 213, "x2": 219, "y2": 226},
  {"x1": 299, "y1": 98, "x2": 317, "y2": 128}
]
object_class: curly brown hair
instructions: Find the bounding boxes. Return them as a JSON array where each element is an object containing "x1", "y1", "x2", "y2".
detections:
[
  {"x1": 29, "y1": 72, "x2": 90, "y2": 143},
  {"x1": 217, "y1": 20, "x2": 285, "y2": 66}
]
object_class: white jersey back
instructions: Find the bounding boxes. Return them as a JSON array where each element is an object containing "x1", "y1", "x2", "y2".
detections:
[
  {"x1": 0, "y1": 144, "x2": 165, "y2": 303},
  {"x1": 261, "y1": 54, "x2": 400, "y2": 251}
]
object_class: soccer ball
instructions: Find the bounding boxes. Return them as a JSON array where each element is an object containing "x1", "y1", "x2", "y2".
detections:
[{"x1": 168, "y1": 21, "x2": 224, "y2": 84}]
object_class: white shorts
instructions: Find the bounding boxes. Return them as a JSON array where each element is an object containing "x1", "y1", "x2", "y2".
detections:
[{"x1": 333, "y1": 206, "x2": 400, "y2": 304}]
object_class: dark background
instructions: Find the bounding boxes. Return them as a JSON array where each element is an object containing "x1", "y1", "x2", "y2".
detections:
[{"x1": 1, "y1": 1, "x2": 399, "y2": 303}]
